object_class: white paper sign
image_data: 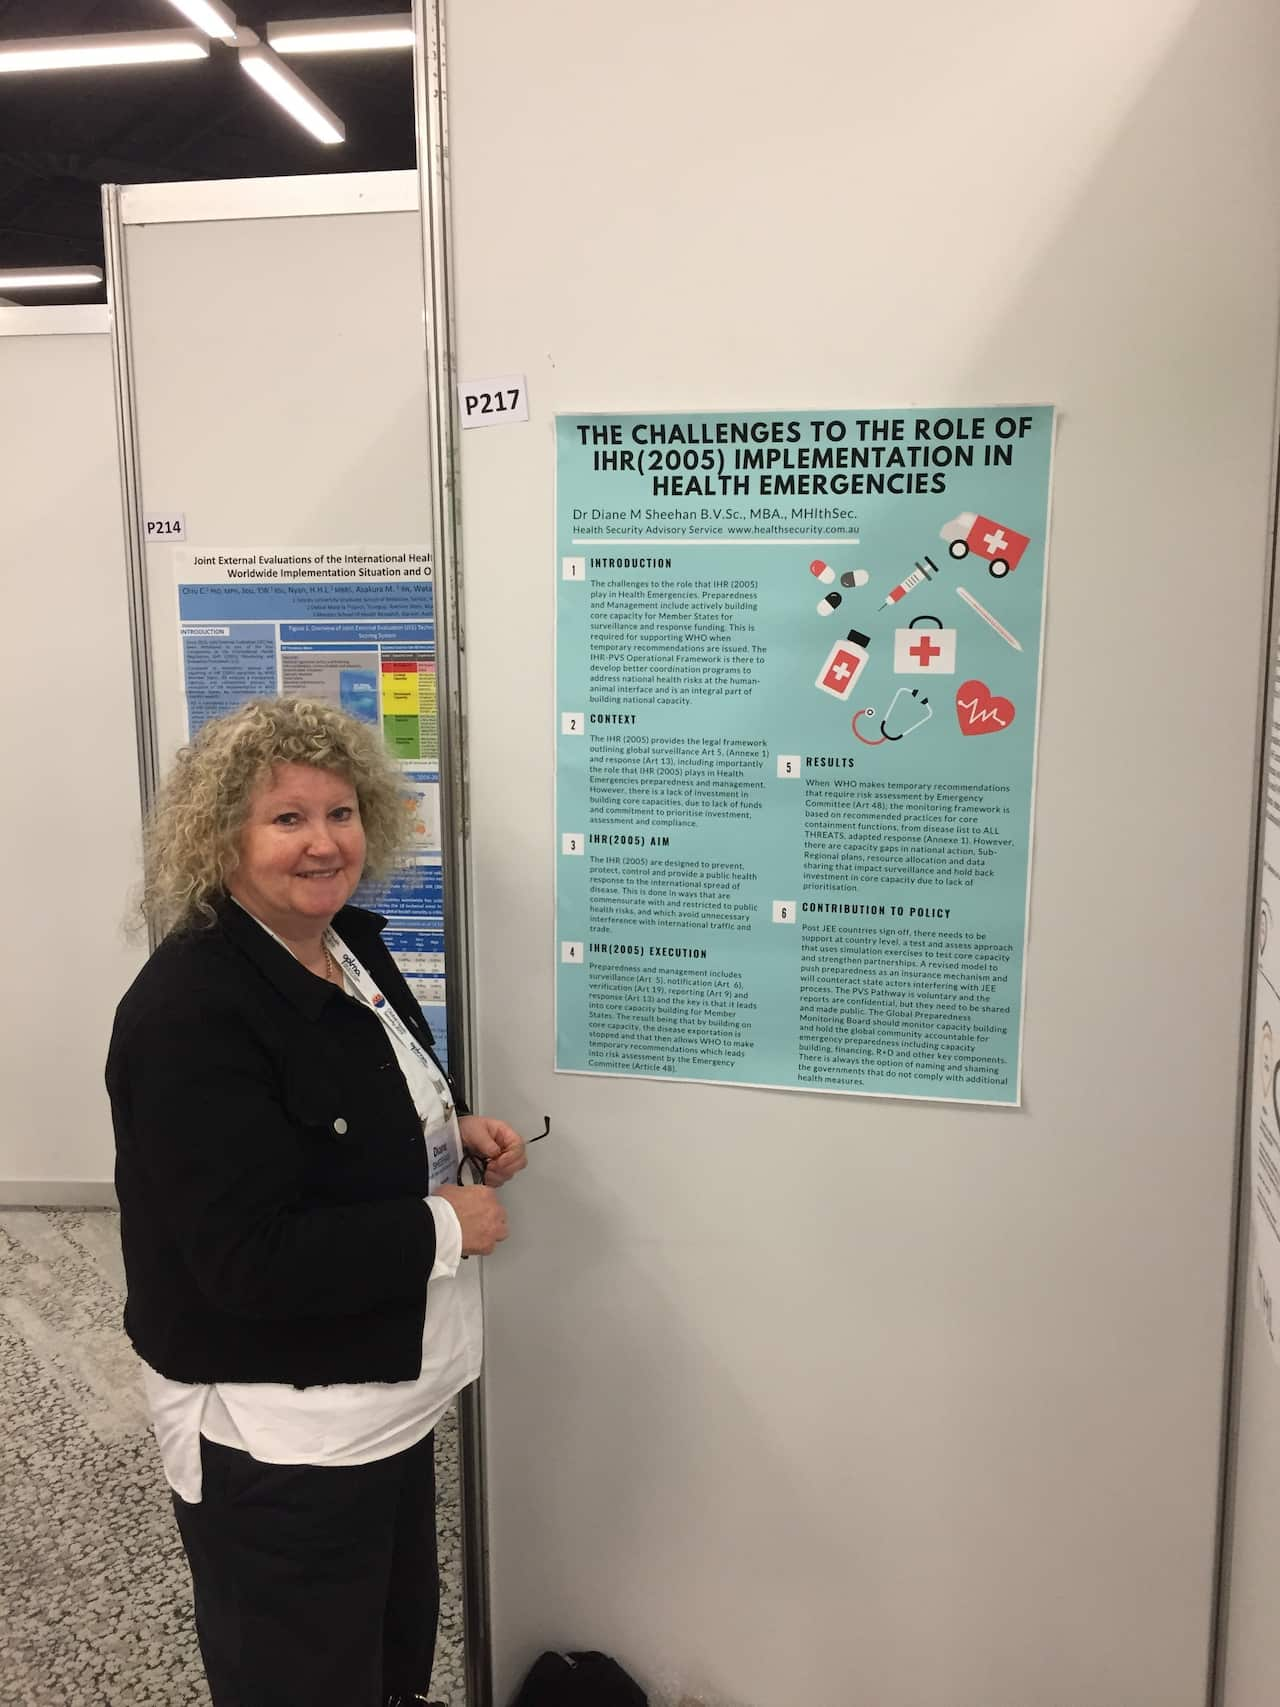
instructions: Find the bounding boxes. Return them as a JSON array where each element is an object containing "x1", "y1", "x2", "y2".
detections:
[
  {"x1": 145, "y1": 511, "x2": 186, "y2": 542},
  {"x1": 458, "y1": 374, "x2": 528, "y2": 429}
]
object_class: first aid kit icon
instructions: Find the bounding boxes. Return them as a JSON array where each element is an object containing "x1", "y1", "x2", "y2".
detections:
[{"x1": 893, "y1": 614, "x2": 956, "y2": 675}]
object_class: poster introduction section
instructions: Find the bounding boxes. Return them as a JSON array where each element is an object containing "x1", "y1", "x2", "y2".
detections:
[
  {"x1": 554, "y1": 407, "x2": 1054, "y2": 1105},
  {"x1": 174, "y1": 546, "x2": 447, "y2": 1058}
]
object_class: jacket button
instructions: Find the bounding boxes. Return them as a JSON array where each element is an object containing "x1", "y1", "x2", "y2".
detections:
[{"x1": 333, "y1": 1117, "x2": 348, "y2": 1135}]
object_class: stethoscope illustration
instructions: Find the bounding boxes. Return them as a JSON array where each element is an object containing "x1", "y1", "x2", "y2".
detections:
[{"x1": 851, "y1": 686, "x2": 933, "y2": 745}]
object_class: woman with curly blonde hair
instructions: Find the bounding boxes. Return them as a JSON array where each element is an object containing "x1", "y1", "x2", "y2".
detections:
[{"x1": 107, "y1": 696, "x2": 527, "y2": 1707}]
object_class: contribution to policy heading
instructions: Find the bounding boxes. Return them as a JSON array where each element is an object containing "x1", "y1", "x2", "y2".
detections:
[{"x1": 554, "y1": 407, "x2": 1054, "y2": 1105}]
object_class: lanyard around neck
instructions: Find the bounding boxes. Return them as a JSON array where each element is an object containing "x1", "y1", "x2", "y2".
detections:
[{"x1": 324, "y1": 927, "x2": 453, "y2": 1116}]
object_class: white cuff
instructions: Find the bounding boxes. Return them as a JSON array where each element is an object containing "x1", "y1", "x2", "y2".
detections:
[{"x1": 426, "y1": 1195, "x2": 463, "y2": 1279}]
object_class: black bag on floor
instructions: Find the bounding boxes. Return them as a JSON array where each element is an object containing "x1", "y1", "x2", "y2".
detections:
[{"x1": 510, "y1": 1650, "x2": 647, "y2": 1707}]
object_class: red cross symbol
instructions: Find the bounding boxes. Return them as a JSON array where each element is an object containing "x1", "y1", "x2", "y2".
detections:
[{"x1": 910, "y1": 634, "x2": 942, "y2": 666}]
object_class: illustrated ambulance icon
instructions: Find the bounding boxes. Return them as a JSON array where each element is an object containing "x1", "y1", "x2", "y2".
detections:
[
  {"x1": 955, "y1": 679, "x2": 1015, "y2": 735},
  {"x1": 894, "y1": 614, "x2": 956, "y2": 674},
  {"x1": 940, "y1": 512, "x2": 1030, "y2": 577}
]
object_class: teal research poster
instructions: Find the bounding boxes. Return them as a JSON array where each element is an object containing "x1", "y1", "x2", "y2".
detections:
[{"x1": 555, "y1": 406, "x2": 1054, "y2": 1105}]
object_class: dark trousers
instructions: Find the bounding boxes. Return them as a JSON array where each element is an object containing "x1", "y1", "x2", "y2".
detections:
[{"x1": 172, "y1": 1431, "x2": 439, "y2": 1707}]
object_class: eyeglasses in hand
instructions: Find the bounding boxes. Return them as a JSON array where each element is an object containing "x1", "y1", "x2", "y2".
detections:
[{"x1": 456, "y1": 1115, "x2": 550, "y2": 1186}]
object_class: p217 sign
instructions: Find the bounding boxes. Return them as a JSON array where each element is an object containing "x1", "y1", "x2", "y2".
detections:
[{"x1": 458, "y1": 374, "x2": 529, "y2": 430}]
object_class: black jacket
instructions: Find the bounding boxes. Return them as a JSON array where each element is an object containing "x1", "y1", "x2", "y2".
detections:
[{"x1": 107, "y1": 898, "x2": 463, "y2": 1387}]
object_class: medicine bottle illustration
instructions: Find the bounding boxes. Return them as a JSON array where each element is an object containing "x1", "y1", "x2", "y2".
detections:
[{"x1": 816, "y1": 628, "x2": 871, "y2": 698}]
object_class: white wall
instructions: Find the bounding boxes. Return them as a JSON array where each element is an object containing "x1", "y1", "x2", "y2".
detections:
[
  {"x1": 445, "y1": 4, "x2": 1280, "y2": 1704},
  {"x1": 0, "y1": 308, "x2": 144, "y2": 1197}
]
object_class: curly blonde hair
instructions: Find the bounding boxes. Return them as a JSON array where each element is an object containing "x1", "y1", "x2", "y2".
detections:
[{"x1": 141, "y1": 697, "x2": 415, "y2": 937}]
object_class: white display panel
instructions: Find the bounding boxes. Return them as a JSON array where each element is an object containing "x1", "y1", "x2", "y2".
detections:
[
  {"x1": 114, "y1": 172, "x2": 431, "y2": 773},
  {"x1": 445, "y1": 5, "x2": 1280, "y2": 1705},
  {"x1": 0, "y1": 308, "x2": 144, "y2": 1200},
  {"x1": 112, "y1": 170, "x2": 452, "y2": 1042}
]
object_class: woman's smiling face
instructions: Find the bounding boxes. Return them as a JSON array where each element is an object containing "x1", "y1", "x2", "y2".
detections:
[{"x1": 228, "y1": 763, "x2": 366, "y2": 938}]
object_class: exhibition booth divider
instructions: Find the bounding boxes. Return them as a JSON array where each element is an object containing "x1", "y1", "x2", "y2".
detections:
[{"x1": 3, "y1": 3, "x2": 1280, "y2": 1703}]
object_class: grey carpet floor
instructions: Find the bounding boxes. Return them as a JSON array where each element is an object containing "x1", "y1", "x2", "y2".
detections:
[{"x1": 0, "y1": 1210, "x2": 465, "y2": 1707}]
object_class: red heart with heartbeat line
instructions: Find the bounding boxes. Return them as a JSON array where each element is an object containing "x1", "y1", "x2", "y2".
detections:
[{"x1": 955, "y1": 678, "x2": 1015, "y2": 736}]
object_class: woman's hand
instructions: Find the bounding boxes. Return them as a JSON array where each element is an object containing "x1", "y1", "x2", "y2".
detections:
[
  {"x1": 457, "y1": 1114, "x2": 529, "y2": 1187},
  {"x1": 434, "y1": 1184, "x2": 509, "y2": 1255}
]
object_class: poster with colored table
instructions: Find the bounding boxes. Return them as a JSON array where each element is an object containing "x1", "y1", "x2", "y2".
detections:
[
  {"x1": 172, "y1": 546, "x2": 448, "y2": 1058},
  {"x1": 554, "y1": 406, "x2": 1054, "y2": 1105}
]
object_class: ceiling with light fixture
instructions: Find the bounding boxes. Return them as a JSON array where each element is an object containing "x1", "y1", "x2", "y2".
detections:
[{"x1": 0, "y1": 0, "x2": 416, "y2": 303}]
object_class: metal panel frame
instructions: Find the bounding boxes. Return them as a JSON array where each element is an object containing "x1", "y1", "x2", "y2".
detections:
[
  {"x1": 103, "y1": 185, "x2": 162, "y2": 848},
  {"x1": 119, "y1": 169, "x2": 418, "y2": 227},
  {"x1": 0, "y1": 305, "x2": 109, "y2": 336},
  {"x1": 412, "y1": 6, "x2": 491, "y2": 1704},
  {"x1": 1210, "y1": 337, "x2": 1280, "y2": 1707}
]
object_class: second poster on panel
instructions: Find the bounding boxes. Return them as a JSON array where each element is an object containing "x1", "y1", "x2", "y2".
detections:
[
  {"x1": 174, "y1": 545, "x2": 447, "y2": 1056},
  {"x1": 555, "y1": 406, "x2": 1055, "y2": 1105}
]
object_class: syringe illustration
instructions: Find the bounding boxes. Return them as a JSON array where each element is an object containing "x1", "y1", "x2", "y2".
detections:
[{"x1": 878, "y1": 554, "x2": 940, "y2": 611}]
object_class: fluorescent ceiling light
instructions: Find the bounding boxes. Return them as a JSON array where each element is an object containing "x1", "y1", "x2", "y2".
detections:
[
  {"x1": 0, "y1": 28, "x2": 209, "y2": 72},
  {"x1": 0, "y1": 267, "x2": 104, "y2": 289},
  {"x1": 239, "y1": 39, "x2": 345, "y2": 144},
  {"x1": 164, "y1": 0, "x2": 239, "y2": 46},
  {"x1": 267, "y1": 14, "x2": 413, "y2": 54}
]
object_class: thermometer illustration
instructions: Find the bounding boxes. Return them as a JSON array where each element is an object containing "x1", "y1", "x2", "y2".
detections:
[
  {"x1": 955, "y1": 585, "x2": 1023, "y2": 652},
  {"x1": 878, "y1": 554, "x2": 940, "y2": 611}
]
